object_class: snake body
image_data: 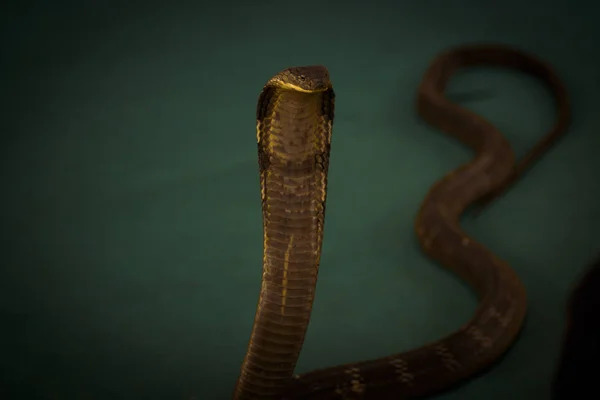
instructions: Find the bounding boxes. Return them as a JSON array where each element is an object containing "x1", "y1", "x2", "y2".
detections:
[{"x1": 233, "y1": 44, "x2": 570, "y2": 399}]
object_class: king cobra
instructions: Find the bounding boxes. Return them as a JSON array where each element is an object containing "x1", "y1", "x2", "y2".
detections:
[{"x1": 233, "y1": 44, "x2": 570, "y2": 399}]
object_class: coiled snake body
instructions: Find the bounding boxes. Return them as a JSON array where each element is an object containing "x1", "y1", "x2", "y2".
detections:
[{"x1": 233, "y1": 44, "x2": 570, "y2": 399}]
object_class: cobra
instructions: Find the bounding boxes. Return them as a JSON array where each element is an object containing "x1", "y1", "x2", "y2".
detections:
[{"x1": 233, "y1": 44, "x2": 570, "y2": 399}]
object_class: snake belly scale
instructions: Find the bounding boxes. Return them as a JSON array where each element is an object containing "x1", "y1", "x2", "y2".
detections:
[{"x1": 233, "y1": 44, "x2": 570, "y2": 399}]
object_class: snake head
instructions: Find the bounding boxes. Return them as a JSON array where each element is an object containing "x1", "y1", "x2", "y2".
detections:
[{"x1": 267, "y1": 65, "x2": 331, "y2": 93}]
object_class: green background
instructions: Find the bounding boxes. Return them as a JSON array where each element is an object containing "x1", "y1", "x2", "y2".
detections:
[{"x1": 2, "y1": 1, "x2": 598, "y2": 399}]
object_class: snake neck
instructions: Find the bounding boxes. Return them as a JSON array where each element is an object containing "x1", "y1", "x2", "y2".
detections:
[{"x1": 234, "y1": 86, "x2": 334, "y2": 400}]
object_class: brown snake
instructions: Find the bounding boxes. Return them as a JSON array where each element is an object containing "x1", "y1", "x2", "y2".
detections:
[{"x1": 233, "y1": 44, "x2": 570, "y2": 399}]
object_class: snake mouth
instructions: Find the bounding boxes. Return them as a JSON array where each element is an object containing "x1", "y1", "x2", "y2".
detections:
[{"x1": 275, "y1": 81, "x2": 329, "y2": 93}]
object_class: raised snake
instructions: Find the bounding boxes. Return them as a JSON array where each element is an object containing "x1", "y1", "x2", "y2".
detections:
[{"x1": 233, "y1": 44, "x2": 571, "y2": 399}]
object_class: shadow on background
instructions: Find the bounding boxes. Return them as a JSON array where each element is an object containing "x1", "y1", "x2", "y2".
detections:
[{"x1": 1, "y1": 0, "x2": 599, "y2": 399}]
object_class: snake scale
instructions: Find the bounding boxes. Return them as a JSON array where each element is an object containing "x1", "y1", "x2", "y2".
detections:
[{"x1": 233, "y1": 44, "x2": 570, "y2": 399}]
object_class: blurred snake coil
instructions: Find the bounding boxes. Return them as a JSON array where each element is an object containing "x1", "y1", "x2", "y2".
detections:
[{"x1": 233, "y1": 44, "x2": 571, "y2": 400}]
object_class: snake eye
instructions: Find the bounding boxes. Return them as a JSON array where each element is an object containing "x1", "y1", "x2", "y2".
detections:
[{"x1": 299, "y1": 75, "x2": 306, "y2": 81}]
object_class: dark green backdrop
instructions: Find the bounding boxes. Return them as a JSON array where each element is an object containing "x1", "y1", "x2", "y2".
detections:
[{"x1": 2, "y1": 1, "x2": 598, "y2": 399}]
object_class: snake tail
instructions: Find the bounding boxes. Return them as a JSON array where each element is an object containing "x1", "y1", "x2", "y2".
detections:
[{"x1": 443, "y1": 45, "x2": 570, "y2": 214}]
